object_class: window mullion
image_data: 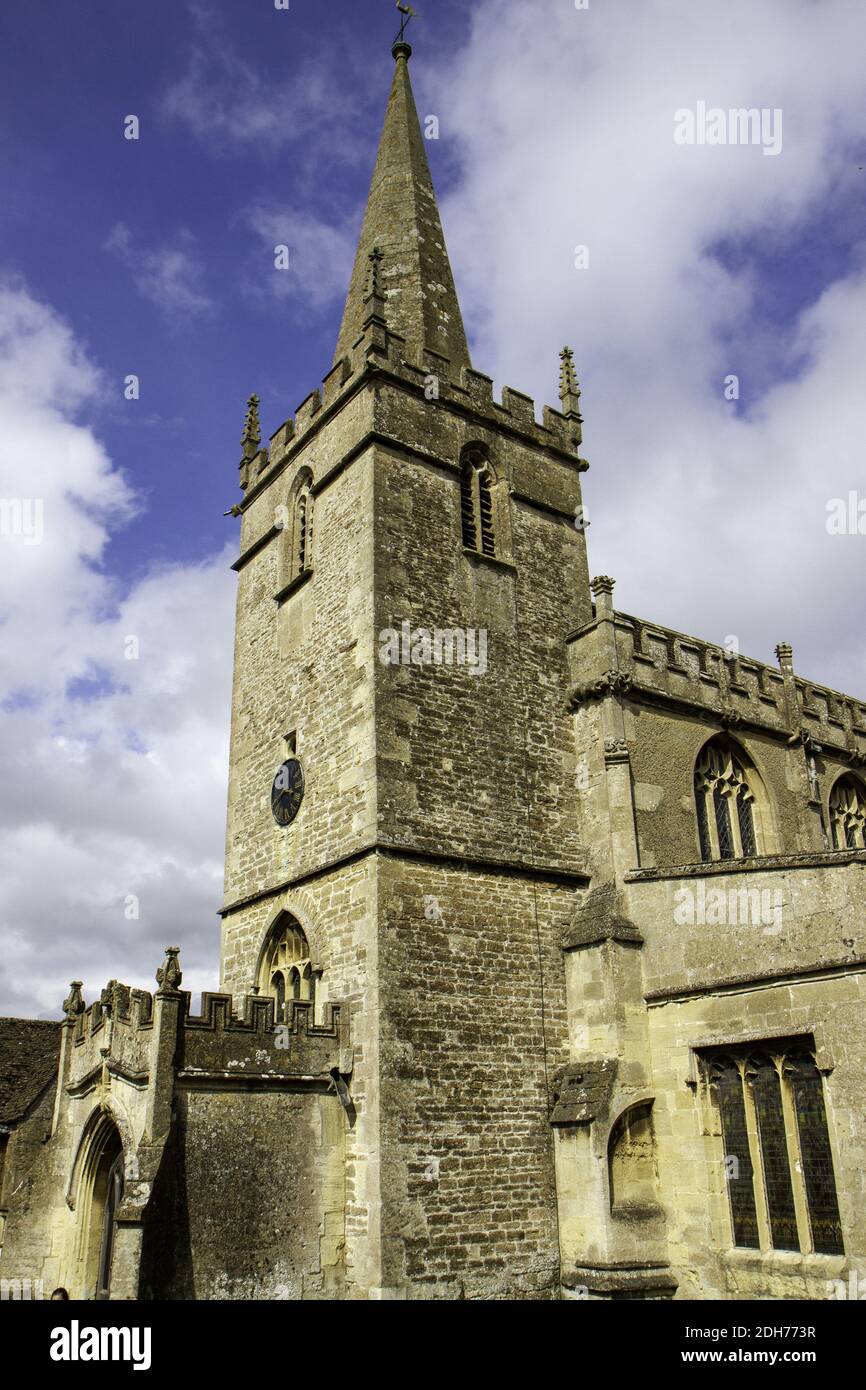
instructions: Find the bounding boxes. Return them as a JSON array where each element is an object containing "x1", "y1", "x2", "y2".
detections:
[
  {"x1": 706, "y1": 786, "x2": 721, "y2": 860},
  {"x1": 779, "y1": 1059, "x2": 813, "y2": 1255},
  {"x1": 729, "y1": 791, "x2": 745, "y2": 859},
  {"x1": 740, "y1": 1062, "x2": 772, "y2": 1252}
]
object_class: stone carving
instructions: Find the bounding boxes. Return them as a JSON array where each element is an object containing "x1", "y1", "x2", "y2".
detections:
[
  {"x1": 156, "y1": 947, "x2": 183, "y2": 994},
  {"x1": 604, "y1": 737, "x2": 630, "y2": 762},
  {"x1": 62, "y1": 981, "x2": 85, "y2": 1020},
  {"x1": 569, "y1": 669, "x2": 632, "y2": 708},
  {"x1": 364, "y1": 245, "x2": 384, "y2": 299}
]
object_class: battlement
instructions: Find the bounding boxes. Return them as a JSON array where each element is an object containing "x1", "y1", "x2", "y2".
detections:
[
  {"x1": 569, "y1": 603, "x2": 866, "y2": 761},
  {"x1": 237, "y1": 327, "x2": 587, "y2": 504},
  {"x1": 69, "y1": 982, "x2": 153, "y2": 1046},
  {"x1": 178, "y1": 991, "x2": 349, "y2": 1083},
  {"x1": 62, "y1": 972, "x2": 350, "y2": 1095}
]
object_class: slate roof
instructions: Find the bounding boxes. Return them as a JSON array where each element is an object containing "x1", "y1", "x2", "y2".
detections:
[{"x1": 0, "y1": 1017, "x2": 61, "y2": 1125}]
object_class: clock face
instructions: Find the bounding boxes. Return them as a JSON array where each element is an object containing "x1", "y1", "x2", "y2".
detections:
[{"x1": 271, "y1": 758, "x2": 305, "y2": 827}]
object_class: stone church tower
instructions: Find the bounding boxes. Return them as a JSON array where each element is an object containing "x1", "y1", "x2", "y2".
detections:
[
  {"x1": 219, "y1": 36, "x2": 592, "y2": 1298},
  {"x1": 0, "y1": 38, "x2": 863, "y2": 1303}
]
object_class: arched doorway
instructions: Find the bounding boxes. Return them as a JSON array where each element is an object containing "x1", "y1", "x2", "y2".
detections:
[{"x1": 75, "y1": 1114, "x2": 125, "y2": 1299}]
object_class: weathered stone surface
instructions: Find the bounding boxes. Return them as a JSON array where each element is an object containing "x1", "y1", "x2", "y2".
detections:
[{"x1": 1, "y1": 40, "x2": 864, "y2": 1306}]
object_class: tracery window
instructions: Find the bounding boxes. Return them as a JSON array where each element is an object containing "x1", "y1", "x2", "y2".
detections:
[
  {"x1": 259, "y1": 915, "x2": 317, "y2": 1023},
  {"x1": 705, "y1": 1043, "x2": 843, "y2": 1256},
  {"x1": 828, "y1": 774, "x2": 866, "y2": 850},
  {"x1": 460, "y1": 446, "x2": 497, "y2": 557},
  {"x1": 694, "y1": 738, "x2": 759, "y2": 862}
]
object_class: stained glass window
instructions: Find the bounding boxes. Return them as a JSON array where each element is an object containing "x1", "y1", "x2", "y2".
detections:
[
  {"x1": 705, "y1": 1042, "x2": 842, "y2": 1256},
  {"x1": 747, "y1": 1053, "x2": 799, "y2": 1252},
  {"x1": 694, "y1": 740, "x2": 761, "y2": 863},
  {"x1": 828, "y1": 776, "x2": 866, "y2": 851},
  {"x1": 710, "y1": 1057, "x2": 759, "y2": 1248},
  {"x1": 786, "y1": 1052, "x2": 844, "y2": 1255}
]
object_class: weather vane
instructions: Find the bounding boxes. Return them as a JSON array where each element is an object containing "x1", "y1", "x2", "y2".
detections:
[{"x1": 395, "y1": 1, "x2": 418, "y2": 45}]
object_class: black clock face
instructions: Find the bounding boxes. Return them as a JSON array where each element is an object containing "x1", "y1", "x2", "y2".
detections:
[{"x1": 271, "y1": 758, "x2": 305, "y2": 827}]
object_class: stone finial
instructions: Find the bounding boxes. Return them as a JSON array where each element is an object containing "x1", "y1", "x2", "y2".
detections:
[
  {"x1": 156, "y1": 947, "x2": 183, "y2": 994},
  {"x1": 775, "y1": 642, "x2": 794, "y2": 670},
  {"x1": 591, "y1": 575, "x2": 615, "y2": 618},
  {"x1": 364, "y1": 246, "x2": 384, "y2": 301},
  {"x1": 240, "y1": 394, "x2": 261, "y2": 461},
  {"x1": 559, "y1": 346, "x2": 583, "y2": 424},
  {"x1": 63, "y1": 981, "x2": 85, "y2": 1021},
  {"x1": 591, "y1": 575, "x2": 615, "y2": 597}
]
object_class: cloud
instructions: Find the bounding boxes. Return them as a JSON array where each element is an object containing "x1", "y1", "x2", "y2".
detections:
[
  {"x1": 240, "y1": 206, "x2": 356, "y2": 313},
  {"x1": 161, "y1": 8, "x2": 360, "y2": 160},
  {"x1": 434, "y1": 0, "x2": 866, "y2": 696},
  {"x1": 105, "y1": 223, "x2": 214, "y2": 320},
  {"x1": 0, "y1": 281, "x2": 232, "y2": 1016}
]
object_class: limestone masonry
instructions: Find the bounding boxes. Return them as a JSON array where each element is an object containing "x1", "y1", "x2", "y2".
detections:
[{"x1": 1, "y1": 40, "x2": 863, "y2": 1302}]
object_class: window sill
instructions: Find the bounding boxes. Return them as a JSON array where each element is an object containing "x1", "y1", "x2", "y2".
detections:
[
  {"x1": 625, "y1": 847, "x2": 866, "y2": 881},
  {"x1": 274, "y1": 567, "x2": 314, "y2": 606},
  {"x1": 721, "y1": 1248, "x2": 847, "y2": 1276},
  {"x1": 461, "y1": 547, "x2": 516, "y2": 574}
]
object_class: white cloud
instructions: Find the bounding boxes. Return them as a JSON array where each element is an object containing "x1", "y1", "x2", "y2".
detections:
[
  {"x1": 105, "y1": 223, "x2": 214, "y2": 320},
  {"x1": 161, "y1": 8, "x2": 360, "y2": 160},
  {"x1": 0, "y1": 281, "x2": 232, "y2": 1016},
  {"x1": 241, "y1": 206, "x2": 356, "y2": 312},
  {"x1": 433, "y1": 0, "x2": 866, "y2": 696}
]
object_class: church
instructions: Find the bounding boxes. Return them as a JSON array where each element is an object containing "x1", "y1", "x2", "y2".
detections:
[{"x1": 1, "y1": 36, "x2": 864, "y2": 1302}]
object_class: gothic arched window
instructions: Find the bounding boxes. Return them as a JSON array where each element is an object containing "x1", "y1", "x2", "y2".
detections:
[
  {"x1": 259, "y1": 915, "x2": 317, "y2": 1022},
  {"x1": 277, "y1": 472, "x2": 315, "y2": 598},
  {"x1": 705, "y1": 1043, "x2": 843, "y2": 1256},
  {"x1": 295, "y1": 480, "x2": 313, "y2": 577},
  {"x1": 460, "y1": 446, "x2": 497, "y2": 558},
  {"x1": 694, "y1": 738, "x2": 760, "y2": 862},
  {"x1": 828, "y1": 774, "x2": 866, "y2": 850}
]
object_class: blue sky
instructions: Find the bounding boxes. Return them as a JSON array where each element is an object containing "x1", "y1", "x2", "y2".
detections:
[
  {"x1": 0, "y1": 0, "x2": 478, "y2": 579},
  {"x1": 1, "y1": 0, "x2": 864, "y2": 1016}
]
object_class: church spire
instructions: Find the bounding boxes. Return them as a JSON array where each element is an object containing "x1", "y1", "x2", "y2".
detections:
[{"x1": 332, "y1": 41, "x2": 471, "y2": 371}]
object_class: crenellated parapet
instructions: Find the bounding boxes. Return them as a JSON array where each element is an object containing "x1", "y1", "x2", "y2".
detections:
[
  {"x1": 235, "y1": 332, "x2": 588, "y2": 509},
  {"x1": 58, "y1": 958, "x2": 352, "y2": 1134},
  {"x1": 63, "y1": 981, "x2": 155, "y2": 1095},
  {"x1": 177, "y1": 990, "x2": 350, "y2": 1087},
  {"x1": 567, "y1": 601, "x2": 866, "y2": 763}
]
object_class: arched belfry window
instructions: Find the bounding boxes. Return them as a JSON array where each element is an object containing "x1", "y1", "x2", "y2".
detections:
[
  {"x1": 694, "y1": 738, "x2": 763, "y2": 862},
  {"x1": 828, "y1": 774, "x2": 866, "y2": 850},
  {"x1": 295, "y1": 479, "x2": 313, "y2": 577},
  {"x1": 277, "y1": 471, "x2": 314, "y2": 597},
  {"x1": 460, "y1": 445, "x2": 497, "y2": 558},
  {"x1": 259, "y1": 914, "x2": 319, "y2": 1023}
]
